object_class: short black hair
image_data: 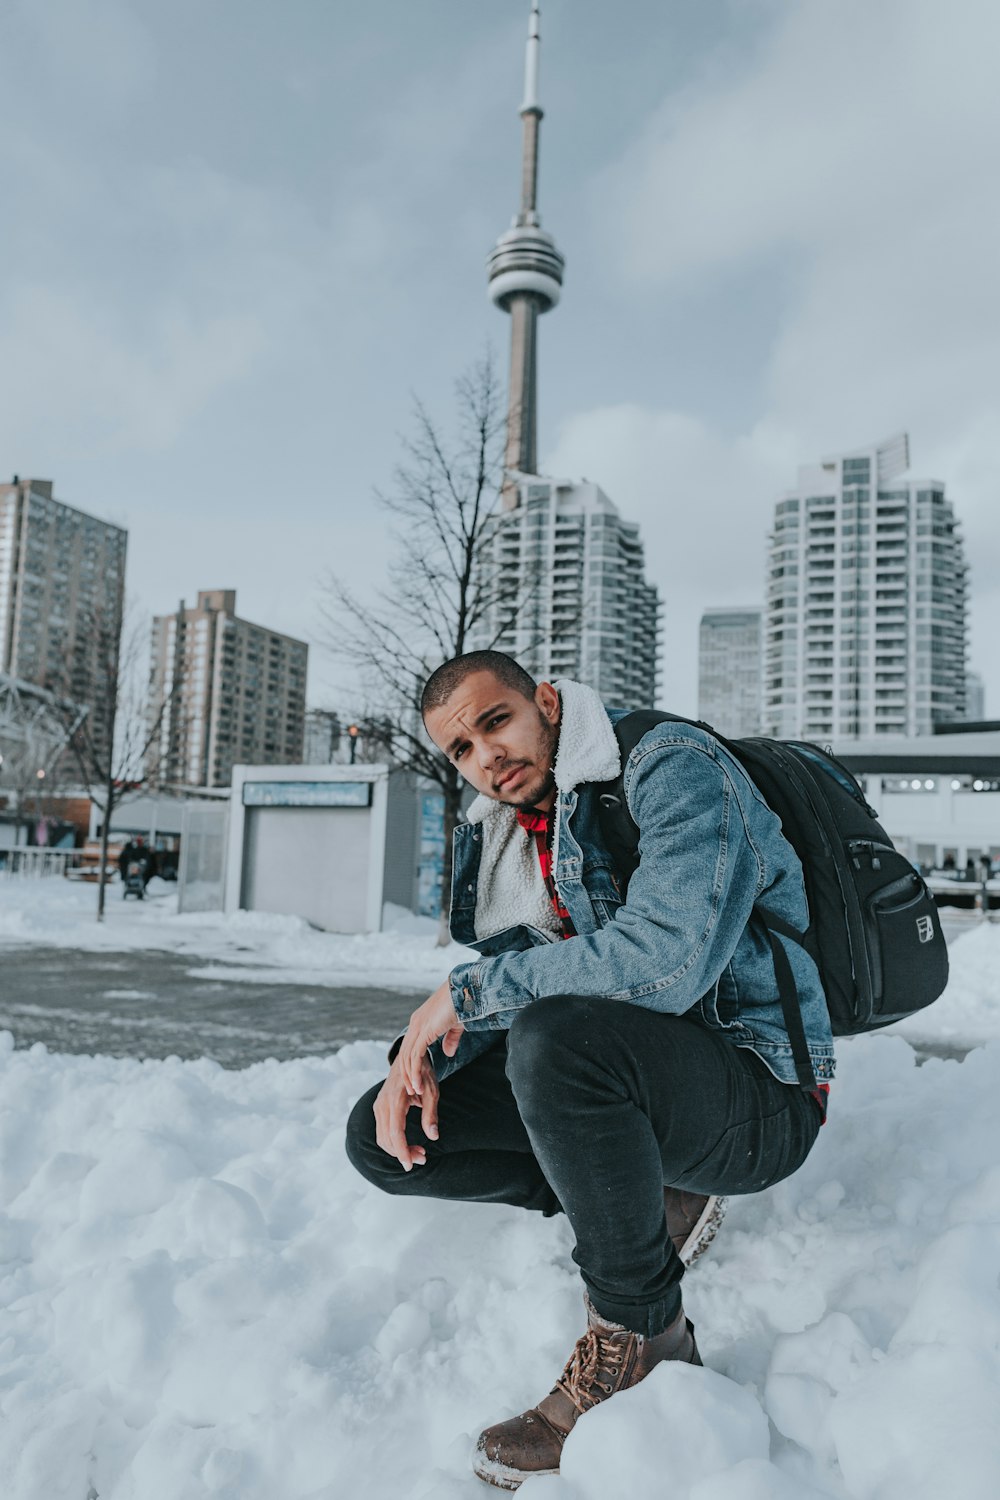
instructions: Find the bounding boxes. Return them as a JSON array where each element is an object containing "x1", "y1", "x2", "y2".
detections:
[{"x1": 421, "y1": 651, "x2": 538, "y2": 719}]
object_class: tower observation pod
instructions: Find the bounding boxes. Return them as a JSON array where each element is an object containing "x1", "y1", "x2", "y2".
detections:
[{"x1": 487, "y1": 1, "x2": 565, "y2": 502}]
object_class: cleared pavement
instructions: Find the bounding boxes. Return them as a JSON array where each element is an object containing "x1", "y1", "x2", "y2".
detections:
[
  {"x1": 0, "y1": 946, "x2": 423, "y2": 1068},
  {"x1": 0, "y1": 913, "x2": 982, "y2": 1069}
]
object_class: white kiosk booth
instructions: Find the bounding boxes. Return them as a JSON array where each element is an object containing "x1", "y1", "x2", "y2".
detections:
[{"x1": 224, "y1": 763, "x2": 421, "y2": 933}]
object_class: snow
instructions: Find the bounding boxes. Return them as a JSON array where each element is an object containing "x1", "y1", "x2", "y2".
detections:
[
  {"x1": 885, "y1": 916, "x2": 1000, "y2": 1048},
  {"x1": 1, "y1": 879, "x2": 999, "y2": 1498},
  {"x1": 0, "y1": 878, "x2": 475, "y2": 991}
]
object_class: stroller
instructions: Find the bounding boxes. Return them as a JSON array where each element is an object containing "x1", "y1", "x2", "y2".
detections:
[{"x1": 122, "y1": 859, "x2": 146, "y2": 900}]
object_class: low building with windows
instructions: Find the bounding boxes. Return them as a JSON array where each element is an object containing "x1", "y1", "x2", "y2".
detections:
[{"x1": 834, "y1": 729, "x2": 1000, "y2": 871}]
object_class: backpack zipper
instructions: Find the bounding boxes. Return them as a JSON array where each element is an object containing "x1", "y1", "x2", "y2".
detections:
[{"x1": 847, "y1": 839, "x2": 896, "y2": 871}]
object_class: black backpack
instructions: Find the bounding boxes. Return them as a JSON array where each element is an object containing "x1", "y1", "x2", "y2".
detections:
[{"x1": 597, "y1": 711, "x2": 950, "y2": 1092}]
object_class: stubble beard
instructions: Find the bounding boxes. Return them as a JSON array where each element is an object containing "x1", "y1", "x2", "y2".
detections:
[
  {"x1": 514, "y1": 767, "x2": 556, "y2": 813},
  {"x1": 513, "y1": 713, "x2": 559, "y2": 811}
]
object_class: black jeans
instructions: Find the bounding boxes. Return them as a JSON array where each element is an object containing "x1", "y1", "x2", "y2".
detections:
[{"x1": 345, "y1": 997, "x2": 822, "y2": 1337}]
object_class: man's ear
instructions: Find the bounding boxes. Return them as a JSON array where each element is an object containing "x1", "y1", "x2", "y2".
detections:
[{"x1": 535, "y1": 681, "x2": 561, "y2": 725}]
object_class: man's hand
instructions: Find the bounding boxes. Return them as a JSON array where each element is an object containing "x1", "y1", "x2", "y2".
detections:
[
  {"x1": 373, "y1": 1052, "x2": 440, "y2": 1172},
  {"x1": 398, "y1": 980, "x2": 465, "y2": 1098}
]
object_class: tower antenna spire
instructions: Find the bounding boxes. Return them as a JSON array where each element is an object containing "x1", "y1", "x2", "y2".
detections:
[
  {"x1": 520, "y1": 1, "x2": 541, "y2": 218},
  {"x1": 487, "y1": 0, "x2": 564, "y2": 503}
]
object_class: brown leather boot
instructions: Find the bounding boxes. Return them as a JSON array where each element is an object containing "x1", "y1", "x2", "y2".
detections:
[
  {"x1": 664, "y1": 1188, "x2": 727, "y2": 1267},
  {"x1": 472, "y1": 1297, "x2": 702, "y2": 1491}
]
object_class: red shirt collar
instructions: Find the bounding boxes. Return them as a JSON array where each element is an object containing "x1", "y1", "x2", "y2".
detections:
[{"x1": 515, "y1": 806, "x2": 551, "y2": 835}]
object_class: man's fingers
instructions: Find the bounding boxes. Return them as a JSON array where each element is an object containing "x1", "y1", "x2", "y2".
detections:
[
  {"x1": 403, "y1": 1040, "x2": 426, "y2": 1097},
  {"x1": 372, "y1": 1042, "x2": 442, "y2": 1169},
  {"x1": 420, "y1": 1079, "x2": 439, "y2": 1142},
  {"x1": 373, "y1": 1075, "x2": 416, "y2": 1169},
  {"x1": 387, "y1": 1102, "x2": 414, "y2": 1171},
  {"x1": 373, "y1": 1091, "x2": 391, "y2": 1156},
  {"x1": 441, "y1": 1024, "x2": 464, "y2": 1058}
]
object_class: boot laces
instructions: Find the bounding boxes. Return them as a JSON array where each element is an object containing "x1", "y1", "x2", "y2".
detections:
[{"x1": 554, "y1": 1328, "x2": 628, "y2": 1414}]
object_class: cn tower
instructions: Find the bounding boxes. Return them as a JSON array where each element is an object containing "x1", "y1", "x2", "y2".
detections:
[{"x1": 487, "y1": 1, "x2": 565, "y2": 506}]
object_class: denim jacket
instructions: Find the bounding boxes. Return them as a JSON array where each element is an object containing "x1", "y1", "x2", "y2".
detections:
[{"x1": 438, "y1": 681, "x2": 835, "y2": 1089}]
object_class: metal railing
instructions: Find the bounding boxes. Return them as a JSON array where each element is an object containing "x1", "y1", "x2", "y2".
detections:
[{"x1": 0, "y1": 848, "x2": 85, "y2": 878}]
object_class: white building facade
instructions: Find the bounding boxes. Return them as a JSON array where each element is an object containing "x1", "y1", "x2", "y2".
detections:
[
  {"x1": 698, "y1": 607, "x2": 762, "y2": 737},
  {"x1": 473, "y1": 475, "x2": 661, "y2": 707},
  {"x1": 765, "y1": 435, "x2": 968, "y2": 740},
  {"x1": 835, "y1": 730, "x2": 1000, "y2": 872}
]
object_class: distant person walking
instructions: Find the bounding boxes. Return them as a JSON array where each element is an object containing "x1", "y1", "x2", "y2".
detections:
[{"x1": 117, "y1": 837, "x2": 157, "y2": 889}]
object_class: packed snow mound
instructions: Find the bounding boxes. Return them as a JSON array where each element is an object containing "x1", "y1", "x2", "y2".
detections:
[{"x1": 1, "y1": 1028, "x2": 999, "y2": 1499}]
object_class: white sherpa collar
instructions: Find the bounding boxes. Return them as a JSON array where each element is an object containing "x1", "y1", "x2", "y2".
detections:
[
  {"x1": 462, "y1": 679, "x2": 622, "y2": 940},
  {"x1": 465, "y1": 678, "x2": 621, "y2": 824},
  {"x1": 550, "y1": 677, "x2": 622, "y2": 792}
]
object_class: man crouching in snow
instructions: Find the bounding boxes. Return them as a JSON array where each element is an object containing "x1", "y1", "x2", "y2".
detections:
[{"x1": 346, "y1": 650, "x2": 834, "y2": 1490}]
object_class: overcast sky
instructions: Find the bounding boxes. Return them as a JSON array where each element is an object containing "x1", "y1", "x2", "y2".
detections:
[{"x1": 2, "y1": 0, "x2": 997, "y2": 718}]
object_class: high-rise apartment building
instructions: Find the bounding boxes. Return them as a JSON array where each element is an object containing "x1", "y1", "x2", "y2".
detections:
[
  {"x1": 472, "y1": 5, "x2": 660, "y2": 704},
  {"x1": 764, "y1": 435, "x2": 968, "y2": 739},
  {"x1": 149, "y1": 590, "x2": 307, "y2": 788},
  {"x1": 698, "y1": 608, "x2": 762, "y2": 737},
  {"x1": 473, "y1": 476, "x2": 660, "y2": 706},
  {"x1": 0, "y1": 476, "x2": 127, "y2": 760},
  {"x1": 965, "y1": 671, "x2": 985, "y2": 722}
]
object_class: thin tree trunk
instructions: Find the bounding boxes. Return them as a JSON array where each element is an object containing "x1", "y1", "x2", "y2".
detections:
[
  {"x1": 97, "y1": 779, "x2": 113, "y2": 922},
  {"x1": 436, "y1": 780, "x2": 461, "y2": 947}
]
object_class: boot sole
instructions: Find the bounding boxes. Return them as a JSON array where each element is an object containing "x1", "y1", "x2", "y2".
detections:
[
  {"x1": 472, "y1": 1453, "x2": 558, "y2": 1491},
  {"x1": 678, "y1": 1194, "x2": 727, "y2": 1267}
]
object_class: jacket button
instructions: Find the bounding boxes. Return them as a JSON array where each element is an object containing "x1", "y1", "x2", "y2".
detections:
[{"x1": 467, "y1": 883, "x2": 474, "y2": 892}]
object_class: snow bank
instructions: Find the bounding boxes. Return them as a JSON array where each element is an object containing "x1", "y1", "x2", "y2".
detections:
[
  {"x1": 886, "y1": 916, "x2": 1000, "y2": 1048},
  {"x1": 1, "y1": 1024, "x2": 999, "y2": 1499},
  {"x1": 0, "y1": 877, "x2": 473, "y2": 991}
]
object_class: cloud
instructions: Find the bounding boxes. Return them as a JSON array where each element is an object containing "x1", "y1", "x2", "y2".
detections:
[
  {"x1": 0, "y1": 284, "x2": 264, "y2": 457},
  {"x1": 11, "y1": 0, "x2": 156, "y2": 114},
  {"x1": 551, "y1": 0, "x2": 1000, "y2": 713},
  {"x1": 0, "y1": 134, "x2": 340, "y2": 459},
  {"x1": 604, "y1": 0, "x2": 999, "y2": 287}
]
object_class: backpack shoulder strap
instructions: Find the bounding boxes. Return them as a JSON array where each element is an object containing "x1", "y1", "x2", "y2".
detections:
[{"x1": 597, "y1": 709, "x2": 714, "y2": 880}]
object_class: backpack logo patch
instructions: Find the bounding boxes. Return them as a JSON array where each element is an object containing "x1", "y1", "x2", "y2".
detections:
[{"x1": 916, "y1": 915, "x2": 935, "y2": 944}]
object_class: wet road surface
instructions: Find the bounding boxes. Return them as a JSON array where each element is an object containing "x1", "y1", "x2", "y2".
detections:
[
  {"x1": 0, "y1": 947, "x2": 424, "y2": 1068},
  {"x1": 0, "y1": 914, "x2": 983, "y2": 1070}
]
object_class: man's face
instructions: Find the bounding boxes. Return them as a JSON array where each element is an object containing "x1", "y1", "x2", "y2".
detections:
[{"x1": 424, "y1": 670, "x2": 561, "y2": 810}]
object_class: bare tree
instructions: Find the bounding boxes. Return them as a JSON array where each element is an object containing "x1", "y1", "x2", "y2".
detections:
[
  {"x1": 51, "y1": 599, "x2": 181, "y2": 921},
  {"x1": 0, "y1": 675, "x2": 84, "y2": 845},
  {"x1": 319, "y1": 355, "x2": 538, "y2": 938}
]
